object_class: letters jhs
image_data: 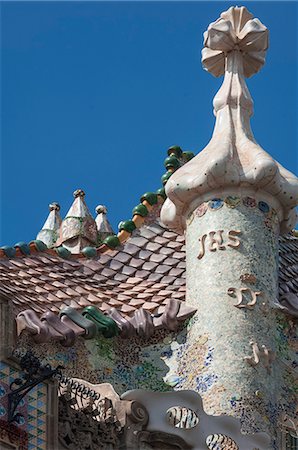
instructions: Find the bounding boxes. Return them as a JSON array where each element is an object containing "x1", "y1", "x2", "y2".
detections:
[{"x1": 198, "y1": 230, "x2": 241, "y2": 259}]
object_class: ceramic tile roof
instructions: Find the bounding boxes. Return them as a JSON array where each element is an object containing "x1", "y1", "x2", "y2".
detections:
[
  {"x1": 0, "y1": 213, "x2": 186, "y2": 317},
  {"x1": 0, "y1": 201, "x2": 297, "y2": 318}
]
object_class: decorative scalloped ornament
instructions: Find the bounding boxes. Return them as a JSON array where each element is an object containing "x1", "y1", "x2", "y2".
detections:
[
  {"x1": 161, "y1": 6, "x2": 298, "y2": 235},
  {"x1": 202, "y1": 6, "x2": 268, "y2": 78}
]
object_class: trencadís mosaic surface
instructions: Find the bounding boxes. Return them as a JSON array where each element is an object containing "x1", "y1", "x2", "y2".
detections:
[{"x1": 0, "y1": 361, "x2": 47, "y2": 450}]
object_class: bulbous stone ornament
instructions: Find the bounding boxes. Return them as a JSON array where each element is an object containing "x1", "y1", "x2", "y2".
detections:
[{"x1": 202, "y1": 6, "x2": 268, "y2": 78}]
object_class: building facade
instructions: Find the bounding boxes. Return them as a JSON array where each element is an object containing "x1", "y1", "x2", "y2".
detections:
[{"x1": 0, "y1": 6, "x2": 297, "y2": 450}]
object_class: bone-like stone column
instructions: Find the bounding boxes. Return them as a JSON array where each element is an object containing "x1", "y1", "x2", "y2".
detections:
[{"x1": 161, "y1": 6, "x2": 298, "y2": 445}]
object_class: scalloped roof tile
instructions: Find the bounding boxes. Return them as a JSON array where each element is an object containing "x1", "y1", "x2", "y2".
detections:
[{"x1": 0, "y1": 204, "x2": 297, "y2": 318}]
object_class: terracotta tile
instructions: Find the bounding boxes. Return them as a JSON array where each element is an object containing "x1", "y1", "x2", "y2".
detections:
[
  {"x1": 75, "y1": 286, "x2": 90, "y2": 295},
  {"x1": 154, "y1": 236, "x2": 168, "y2": 245},
  {"x1": 81, "y1": 260, "x2": 103, "y2": 271},
  {"x1": 138, "y1": 250, "x2": 152, "y2": 260},
  {"x1": 121, "y1": 266, "x2": 137, "y2": 276},
  {"x1": 173, "y1": 278, "x2": 186, "y2": 286},
  {"x1": 27, "y1": 268, "x2": 41, "y2": 275},
  {"x1": 48, "y1": 272, "x2": 64, "y2": 279},
  {"x1": 142, "y1": 302, "x2": 159, "y2": 311},
  {"x1": 86, "y1": 293, "x2": 101, "y2": 303},
  {"x1": 135, "y1": 270, "x2": 150, "y2": 279},
  {"x1": 157, "y1": 289, "x2": 174, "y2": 297},
  {"x1": 178, "y1": 286, "x2": 186, "y2": 293},
  {"x1": 122, "y1": 243, "x2": 140, "y2": 255},
  {"x1": 64, "y1": 287, "x2": 78, "y2": 296},
  {"x1": 149, "y1": 253, "x2": 167, "y2": 263},
  {"x1": 149, "y1": 295, "x2": 166, "y2": 303},
  {"x1": 135, "y1": 293, "x2": 151, "y2": 301},
  {"x1": 114, "y1": 273, "x2": 128, "y2": 282},
  {"x1": 43, "y1": 283, "x2": 57, "y2": 291},
  {"x1": 0, "y1": 260, "x2": 16, "y2": 269},
  {"x1": 163, "y1": 231, "x2": 178, "y2": 239},
  {"x1": 52, "y1": 280, "x2": 66, "y2": 288},
  {"x1": 142, "y1": 261, "x2": 158, "y2": 271},
  {"x1": 120, "y1": 304, "x2": 136, "y2": 313},
  {"x1": 147, "y1": 273, "x2": 164, "y2": 282},
  {"x1": 125, "y1": 277, "x2": 143, "y2": 285},
  {"x1": 128, "y1": 236, "x2": 148, "y2": 248},
  {"x1": 97, "y1": 254, "x2": 112, "y2": 264},
  {"x1": 169, "y1": 267, "x2": 185, "y2": 277},
  {"x1": 92, "y1": 274, "x2": 107, "y2": 283},
  {"x1": 77, "y1": 297, "x2": 91, "y2": 307},
  {"x1": 101, "y1": 268, "x2": 116, "y2": 278},
  {"x1": 159, "y1": 247, "x2": 174, "y2": 256},
  {"x1": 114, "y1": 252, "x2": 131, "y2": 264},
  {"x1": 155, "y1": 265, "x2": 171, "y2": 275},
  {"x1": 46, "y1": 293, "x2": 61, "y2": 302},
  {"x1": 130, "y1": 258, "x2": 144, "y2": 268},
  {"x1": 145, "y1": 242, "x2": 162, "y2": 252},
  {"x1": 18, "y1": 270, "x2": 31, "y2": 278},
  {"x1": 172, "y1": 292, "x2": 186, "y2": 299},
  {"x1": 148, "y1": 223, "x2": 164, "y2": 235},
  {"x1": 9, "y1": 260, "x2": 26, "y2": 268},
  {"x1": 117, "y1": 294, "x2": 131, "y2": 301},
  {"x1": 55, "y1": 291, "x2": 70, "y2": 300},
  {"x1": 100, "y1": 302, "x2": 113, "y2": 312},
  {"x1": 163, "y1": 257, "x2": 179, "y2": 266},
  {"x1": 139, "y1": 228, "x2": 157, "y2": 239},
  {"x1": 69, "y1": 299, "x2": 80, "y2": 309},
  {"x1": 128, "y1": 298, "x2": 145, "y2": 307},
  {"x1": 160, "y1": 275, "x2": 176, "y2": 285},
  {"x1": 94, "y1": 292, "x2": 109, "y2": 300},
  {"x1": 167, "y1": 241, "x2": 183, "y2": 249},
  {"x1": 108, "y1": 298, "x2": 123, "y2": 307},
  {"x1": 34, "y1": 286, "x2": 48, "y2": 294},
  {"x1": 105, "y1": 280, "x2": 119, "y2": 287},
  {"x1": 108, "y1": 259, "x2": 124, "y2": 271},
  {"x1": 147, "y1": 281, "x2": 164, "y2": 289}
]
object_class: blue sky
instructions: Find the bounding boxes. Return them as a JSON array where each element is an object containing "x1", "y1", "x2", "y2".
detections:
[{"x1": 1, "y1": 1, "x2": 297, "y2": 246}]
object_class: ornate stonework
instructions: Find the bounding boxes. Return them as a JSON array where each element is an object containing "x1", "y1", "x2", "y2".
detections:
[{"x1": 161, "y1": 7, "x2": 298, "y2": 235}]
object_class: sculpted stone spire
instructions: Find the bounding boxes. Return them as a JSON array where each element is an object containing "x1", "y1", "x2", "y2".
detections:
[
  {"x1": 161, "y1": 6, "x2": 298, "y2": 234},
  {"x1": 36, "y1": 202, "x2": 62, "y2": 247},
  {"x1": 159, "y1": 7, "x2": 298, "y2": 446}
]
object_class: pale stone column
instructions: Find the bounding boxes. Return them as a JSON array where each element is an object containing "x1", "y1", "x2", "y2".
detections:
[
  {"x1": 186, "y1": 191, "x2": 281, "y2": 430},
  {"x1": 161, "y1": 6, "x2": 298, "y2": 444}
]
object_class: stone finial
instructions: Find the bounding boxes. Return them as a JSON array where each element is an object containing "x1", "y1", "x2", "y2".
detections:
[
  {"x1": 202, "y1": 6, "x2": 268, "y2": 79},
  {"x1": 36, "y1": 202, "x2": 62, "y2": 247},
  {"x1": 96, "y1": 204, "x2": 108, "y2": 215},
  {"x1": 49, "y1": 202, "x2": 60, "y2": 211},
  {"x1": 73, "y1": 189, "x2": 85, "y2": 198},
  {"x1": 161, "y1": 6, "x2": 298, "y2": 235},
  {"x1": 56, "y1": 189, "x2": 98, "y2": 253},
  {"x1": 95, "y1": 204, "x2": 114, "y2": 241}
]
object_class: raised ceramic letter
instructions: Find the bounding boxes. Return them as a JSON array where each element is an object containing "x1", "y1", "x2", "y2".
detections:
[
  {"x1": 244, "y1": 341, "x2": 275, "y2": 373},
  {"x1": 227, "y1": 288, "x2": 262, "y2": 309},
  {"x1": 209, "y1": 230, "x2": 225, "y2": 252},
  {"x1": 197, "y1": 234, "x2": 207, "y2": 260},
  {"x1": 227, "y1": 230, "x2": 241, "y2": 249}
]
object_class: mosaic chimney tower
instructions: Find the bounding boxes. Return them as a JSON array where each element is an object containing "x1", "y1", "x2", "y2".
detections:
[{"x1": 161, "y1": 6, "x2": 298, "y2": 443}]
